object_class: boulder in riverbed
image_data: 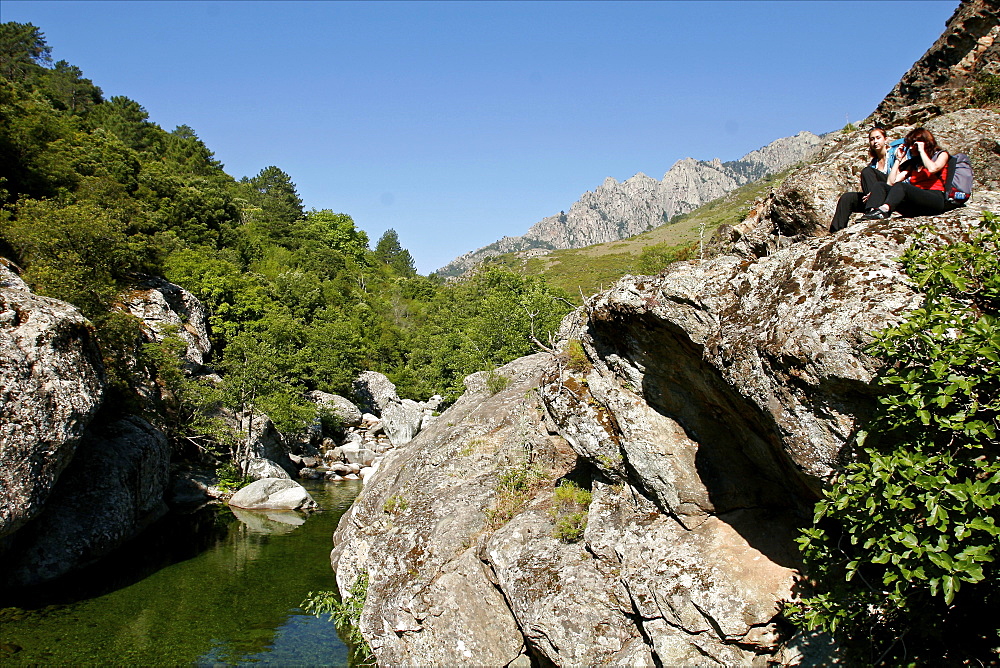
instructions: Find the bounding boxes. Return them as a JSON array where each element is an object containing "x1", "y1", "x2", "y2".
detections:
[
  {"x1": 1, "y1": 416, "x2": 170, "y2": 588},
  {"x1": 229, "y1": 478, "x2": 318, "y2": 511}
]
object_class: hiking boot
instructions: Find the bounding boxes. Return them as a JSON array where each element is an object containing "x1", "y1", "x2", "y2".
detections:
[{"x1": 860, "y1": 209, "x2": 890, "y2": 221}]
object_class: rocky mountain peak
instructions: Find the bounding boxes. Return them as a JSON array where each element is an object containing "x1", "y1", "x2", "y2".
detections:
[{"x1": 436, "y1": 131, "x2": 823, "y2": 277}]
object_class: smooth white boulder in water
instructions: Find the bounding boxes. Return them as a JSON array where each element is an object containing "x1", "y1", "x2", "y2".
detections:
[{"x1": 228, "y1": 478, "x2": 318, "y2": 511}]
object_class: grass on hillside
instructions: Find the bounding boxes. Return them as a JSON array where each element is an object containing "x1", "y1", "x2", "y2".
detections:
[{"x1": 488, "y1": 168, "x2": 792, "y2": 301}]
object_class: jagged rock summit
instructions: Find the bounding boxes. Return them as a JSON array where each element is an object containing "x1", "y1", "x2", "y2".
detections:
[
  {"x1": 436, "y1": 131, "x2": 823, "y2": 277},
  {"x1": 331, "y1": 1, "x2": 1000, "y2": 664}
]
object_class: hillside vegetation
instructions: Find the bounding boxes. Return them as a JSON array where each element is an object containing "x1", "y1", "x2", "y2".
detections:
[
  {"x1": 0, "y1": 22, "x2": 571, "y2": 442},
  {"x1": 484, "y1": 169, "x2": 792, "y2": 300}
]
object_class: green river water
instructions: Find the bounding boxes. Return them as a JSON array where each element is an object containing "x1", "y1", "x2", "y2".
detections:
[{"x1": 0, "y1": 480, "x2": 362, "y2": 666}]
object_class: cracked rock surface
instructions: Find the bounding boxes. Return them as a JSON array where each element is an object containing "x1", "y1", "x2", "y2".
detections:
[{"x1": 330, "y1": 207, "x2": 997, "y2": 665}]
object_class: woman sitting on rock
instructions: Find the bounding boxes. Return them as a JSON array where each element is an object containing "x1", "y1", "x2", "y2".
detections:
[
  {"x1": 860, "y1": 127, "x2": 949, "y2": 221},
  {"x1": 829, "y1": 125, "x2": 901, "y2": 232}
]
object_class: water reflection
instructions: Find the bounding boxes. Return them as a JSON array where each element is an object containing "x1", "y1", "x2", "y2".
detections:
[
  {"x1": 0, "y1": 480, "x2": 361, "y2": 666},
  {"x1": 230, "y1": 507, "x2": 308, "y2": 534}
]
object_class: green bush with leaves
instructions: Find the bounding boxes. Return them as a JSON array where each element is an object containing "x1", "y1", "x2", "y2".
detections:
[
  {"x1": 302, "y1": 570, "x2": 374, "y2": 665},
  {"x1": 788, "y1": 212, "x2": 1000, "y2": 664}
]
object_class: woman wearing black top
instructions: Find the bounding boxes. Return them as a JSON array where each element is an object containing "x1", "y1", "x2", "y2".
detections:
[{"x1": 829, "y1": 126, "x2": 901, "y2": 232}]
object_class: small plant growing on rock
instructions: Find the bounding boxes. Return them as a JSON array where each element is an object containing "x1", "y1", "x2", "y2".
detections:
[
  {"x1": 303, "y1": 570, "x2": 373, "y2": 665},
  {"x1": 551, "y1": 480, "x2": 593, "y2": 543},
  {"x1": 215, "y1": 462, "x2": 250, "y2": 493},
  {"x1": 383, "y1": 494, "x2": 408, "y2": 514},
  {"x1": 565, "y1": 339, "x2": 592, "y2": 374},
  {"x1": 485, "y1": 368, "x2": 511, "y2": 395},
  {"x1": 486, "y1": 460, "x2": 543, "y2": 530},
  {"x1": 317, "y1": 406, "x2": 343, "y2": 437},
  {"x1": 970, "y1": 72, "x2": 1000, "y2": 107}
]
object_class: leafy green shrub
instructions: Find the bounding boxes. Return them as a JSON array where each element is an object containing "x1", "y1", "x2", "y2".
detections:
[
  {"x1": 215, "y1": 462, "x2": 250, "y2": 493},
  {"x1": 841, "y1": 121, "x2": 858, "y2": 134},
  {"x1": 551, "y1": 479, "x2": 593, "y2": 543},
  {"x1": 788, "y1": 212, "x2": 1000, "y2": 664},
  {"x1": 635, "y1": 241, "x2": 685, "y2": 275},
  {"x1": 317, "y1": 405, "x2": 343, "y2": 437},
  {"x1": 565, "y1": 339, "x2": 592, "y2": 374},
  {"x1": 302, "y1": 570, "x2": 373, "y2": 665}
]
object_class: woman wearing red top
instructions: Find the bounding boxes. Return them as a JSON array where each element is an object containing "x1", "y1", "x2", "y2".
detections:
[{"x1": 861, "y1": 127, "x2": 949, "y2": 220}]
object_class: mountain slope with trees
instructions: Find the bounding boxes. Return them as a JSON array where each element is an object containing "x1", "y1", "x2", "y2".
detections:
[{"x1": 0, "y1": 21, "x2": 572, "y2": 454}]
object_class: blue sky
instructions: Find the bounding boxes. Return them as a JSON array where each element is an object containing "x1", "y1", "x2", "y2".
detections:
[{"x1": 3, "y1": 1, "x2": 958, "y2": 273}]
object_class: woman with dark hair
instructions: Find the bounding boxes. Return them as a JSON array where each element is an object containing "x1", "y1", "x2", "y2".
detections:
[
  {"x1": 829, "y1": 125, "x2": 903, "y2": 232},
  {"x1": 860, "y1": 127, "x2": 949, "y2": 221}
]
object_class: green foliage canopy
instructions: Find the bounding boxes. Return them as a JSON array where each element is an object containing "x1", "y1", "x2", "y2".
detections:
[{"x1": 789, "y1": 212, "x2": 1000, "y2": 665}]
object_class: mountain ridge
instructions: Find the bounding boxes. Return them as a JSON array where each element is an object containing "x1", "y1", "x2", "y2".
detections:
[{"x1": 436, "y1": 130, "x2": 824, "y2": 276}]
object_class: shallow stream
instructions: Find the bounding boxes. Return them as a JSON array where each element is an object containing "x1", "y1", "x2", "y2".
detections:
[{"x1": 0, "y1": 480, "x2": 362, "y2": 666}]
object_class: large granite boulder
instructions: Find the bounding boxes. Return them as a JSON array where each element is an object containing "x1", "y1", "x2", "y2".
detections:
[
  {"x1": 330, "y1": 203, "x2": 996, "y2": 664},
  {"x1": 332, "y1": 354, "x2": 568, "y2": 667},
  {"x1": 244, "y1": 457, "x2": 291, "y2": 480},
  {"x1": 0, "y1": 416, "x2": 170, "y2": 588},
  {"x1": 212, "y1": 409, "x2": 296, "y2": 478},
  {"x1": 309, "y1": 390, "x2": 363, "y2": 427},
  {"x1": 0, "y1": 260, "x2": 105, "y2": 539},
  {"x1": 122, "y1": 275, "x2": 212, "y2": 373},
  {"x1": 352, "y1": 371, "x2": 424, "y2": 446},
  {"x1": 229, "y1": 478, "x2": 318, "y2": 511}
]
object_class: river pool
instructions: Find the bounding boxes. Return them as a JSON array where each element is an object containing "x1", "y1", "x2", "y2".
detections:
[{"x1": 0, "y1": 479, "x2": 362, "y2": 666}]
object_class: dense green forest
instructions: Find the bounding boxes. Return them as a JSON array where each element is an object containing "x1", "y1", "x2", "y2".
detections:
[{"x1": 0, "y1": 22, "x2": 571, "y2": 444}]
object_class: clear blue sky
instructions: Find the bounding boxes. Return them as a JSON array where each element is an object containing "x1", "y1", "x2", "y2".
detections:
[{"x1": 3, "y1": 1, "x2": 958, "y2": 273}]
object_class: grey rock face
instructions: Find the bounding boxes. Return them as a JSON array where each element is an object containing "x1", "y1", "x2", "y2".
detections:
[
  {"x1": 229, "y1": 478, "x2": 318, "y2": 511},
  {"x1": 1, "y1": 416, "x2": 170, "y2": 588},
  {"x1": 216, "y1": 409, "x2": 295, "y2": 476},
  {"x1": 245, "y1": 457, "x2": 291, "y2": 480},
  {"x1": 331, "y1": 199, "x2": 991, "y2": 664},
  {"x1": 0, "y1": 261, "x2": 105, "y2": 539},
  {"x1": 352, "y1": 371, "x2": 423, "y2": 446},
  {"x1": 122, "y1": 275, "x2": 212, "y2": 372},
  {"x1": 437, "y1": 131, "x2": 823, "y2": 277},
  {"x1": 332, "y1": 354, "x2": 563, "y2": 667}
]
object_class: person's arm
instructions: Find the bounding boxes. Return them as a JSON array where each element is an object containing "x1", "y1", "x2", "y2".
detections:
[
  {"x1": 911, "y1": 141, "x2": 948, "y2": 174},
  {"x1": 887, "y1": 143, "x2": 910, "y2": 185}
]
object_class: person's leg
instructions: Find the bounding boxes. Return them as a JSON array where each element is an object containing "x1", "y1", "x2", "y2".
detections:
[
  {"x1": 883, "y1": 182, "x2": 911, "y2": 211},
  {"x1": 894, "y1": 185, "x2": 946, "y2": 217},
  {"x1": 860, "y1": 167, "x2": 889, "y2": 210},
  {"x1": 830, "y1": 192, "x2": 863, "y2": 232},
  {"x1": 865, "y1": 181, "x2": 891, "y2": 211}
]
